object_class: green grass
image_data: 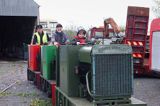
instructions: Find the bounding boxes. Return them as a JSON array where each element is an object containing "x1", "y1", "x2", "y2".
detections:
[
  {"x1": 0, "y1": 92, "x2": 39, "y2": 98},
  {"x1": 16, "y1": 92, "x2": 38, "y2": 97},
  {"x1": 0, "y1": 92, "x2": 52, "y2": 106},
  {"x1": 0, "y1": 92, "x2": 12, "y2": 97},
  {"x1": 30, "y1": 98, "x2": 52, "y2": 106}
]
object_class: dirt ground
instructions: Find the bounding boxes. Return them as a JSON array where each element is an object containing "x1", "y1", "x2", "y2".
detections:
[
  {"x1": 0, "y1": 61, "x2": 52, "y2": 106},
  {"x1": 0, "y1": 61, "x2": 160, "y2": 106}
]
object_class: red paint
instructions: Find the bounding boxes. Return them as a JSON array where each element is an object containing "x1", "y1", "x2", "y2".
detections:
[
  {"x1": 28, "y1": 45, "x2": 40, "y2": 71},
  {"x1": 149, "y1": 18, "x2": 160, "y2": 70},
  {"x1": 51, "y1": 83, "x2": 56, "y2": 106},
  {"x1": 124, "y1": 7, "x2": 149, "y2": 75},
  {"x1": 89, "y1": 27, "x2": 104, "y2": 40},
  {"x1": 35, "y1": 72, "x2": 41, "y2": 89}
]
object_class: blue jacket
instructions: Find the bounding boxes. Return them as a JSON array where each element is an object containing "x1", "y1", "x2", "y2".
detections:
[{"x1": 52, "y1": 31, "x2": 68, "y2": 45}]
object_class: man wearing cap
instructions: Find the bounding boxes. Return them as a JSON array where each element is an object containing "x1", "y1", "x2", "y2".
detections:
[
  {"x1": 33, "y1": 25, "x2": 50, "y2": 45},
  {"x1": 52, "y1": 24, "x2": 69, "y2": 45}
]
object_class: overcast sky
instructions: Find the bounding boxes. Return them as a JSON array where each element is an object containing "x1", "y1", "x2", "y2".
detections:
[{"x1": 34, "y1": 0, "x2": 155, "y2": 29}]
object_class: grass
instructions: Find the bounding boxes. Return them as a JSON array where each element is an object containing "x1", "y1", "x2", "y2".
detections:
[
  {"x1": 30, "y1": 98, "x2": 52, "y2": 106},
  {"x1": 0, "y1": 92, "x2": 12, "y2": 97},
  {"x1": 0, "y1": 92, "x2": 52, "y2": 106},
  {"x1": 0, "y1": 92, "x2": 39, "y2": 98},
  {"x1": 16, "y1": 92, "x2": 38, "y2": 97}
]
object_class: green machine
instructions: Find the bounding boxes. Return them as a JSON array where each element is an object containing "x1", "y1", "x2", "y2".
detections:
[
  {"x1": 78, "y1": 45, "x2": 133, "y2": 100},
  {"x1": 57, "y1": 44, "x2": 147, "y2": 106},
  {"x1": 58, "y1": 45, "x2": 133, "y2": 98},
  {"x1": 58, "y1": 45, "x2": 82, "y2": 97},
  {"x1": 41, "y1": 45, "x2": 57, "y2": 80}
]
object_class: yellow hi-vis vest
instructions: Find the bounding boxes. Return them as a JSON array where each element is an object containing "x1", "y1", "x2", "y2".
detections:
[{"x1": 35, "y1": 32, "x2": 48, "y2": 45}]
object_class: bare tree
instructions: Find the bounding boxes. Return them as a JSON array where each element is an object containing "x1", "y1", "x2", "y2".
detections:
[
  {"x1": 119, "y1": 25, "x2": 125, "y2": 32},
  {"x1": 152, "y1": 0, "x2": 160, "y2": 17},
  {"x1": 64, "y1": 29, "x2": 76, "y2": 40}
]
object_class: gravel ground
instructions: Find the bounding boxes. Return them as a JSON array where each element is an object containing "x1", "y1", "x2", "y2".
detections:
[
  {"x1": 0, "y1": 61, "x2": 51, "y2": 106},
  {"x1": 133, "y1": 78, "x2": 160, "y2": 106},
  {"x1": 0, "y1": 61, "x2": 160, "y2": 106}
]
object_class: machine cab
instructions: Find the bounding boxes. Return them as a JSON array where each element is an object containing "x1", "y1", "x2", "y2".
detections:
[{"x1": 149, "y1": 18, "x2": 160, "y2": 72}]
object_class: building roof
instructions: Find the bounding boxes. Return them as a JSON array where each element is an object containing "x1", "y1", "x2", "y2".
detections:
[{"x1": 0, "y1": 0, "x2": 39, "y2": 16}]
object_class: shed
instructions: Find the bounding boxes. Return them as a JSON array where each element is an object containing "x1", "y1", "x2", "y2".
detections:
[{"x1": 0, "y1": 0, "x2": 39, "y2": 59}]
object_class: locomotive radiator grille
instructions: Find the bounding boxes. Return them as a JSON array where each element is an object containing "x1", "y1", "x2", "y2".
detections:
[{"x1": 92, "y1": 54, "x2": 133, "y2": 98}]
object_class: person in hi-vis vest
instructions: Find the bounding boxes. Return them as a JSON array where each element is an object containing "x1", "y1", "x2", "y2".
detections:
[{"x1": 33, "y1": 25, "x2": 50, "y2": 45}]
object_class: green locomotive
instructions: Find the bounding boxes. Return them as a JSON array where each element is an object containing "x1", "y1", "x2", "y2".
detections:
[{"x1": 56, "y1": 44, "x2": 146, "y2": 106}]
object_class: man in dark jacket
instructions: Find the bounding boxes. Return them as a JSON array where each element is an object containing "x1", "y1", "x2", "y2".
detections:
[{"x1": 52, "y1": 24, "x2": 68, "y2": 45}]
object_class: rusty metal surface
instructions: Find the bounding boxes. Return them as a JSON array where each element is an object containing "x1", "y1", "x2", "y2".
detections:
[{"x1": 127, "y1": 6, "x2": 149, "y2": 16}]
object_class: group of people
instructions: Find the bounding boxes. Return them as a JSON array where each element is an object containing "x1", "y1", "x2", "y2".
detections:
[{"x1": 32, "y1": 23, "x2": 87, "y2": 46}]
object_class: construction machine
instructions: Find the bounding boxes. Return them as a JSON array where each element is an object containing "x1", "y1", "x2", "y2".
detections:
[
  {"x1": 88, "y1": 6, "x2": 149, "y2": 76},
  {"x1": 104, "y1": 18, "x2": 121, "y2": 37},
  {"x1": 88, "y1": 18, "x2": 124, "y2": 44}
]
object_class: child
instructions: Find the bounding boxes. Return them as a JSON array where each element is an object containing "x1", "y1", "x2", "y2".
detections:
[{"x1": 72, "y1": 29, "x2": 87, "y2": 45}]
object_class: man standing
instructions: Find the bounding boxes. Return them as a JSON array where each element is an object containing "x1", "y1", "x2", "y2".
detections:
[
  {"x1": 52, "y1": 24, "x2": 69, "y2": 45},
  {"x1": 33, "y1": 25, "x2": 50, "y2": 45}
]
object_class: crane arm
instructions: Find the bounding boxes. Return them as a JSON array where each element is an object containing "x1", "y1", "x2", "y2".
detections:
[{"x1": 104, "y1": 18, "x2": 121, "y2": 36}]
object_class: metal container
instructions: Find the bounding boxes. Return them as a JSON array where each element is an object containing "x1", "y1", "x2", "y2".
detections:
[
  {"x1": 28, "y1": 45, "x2": 40, "y2": 71},
  {"x1": 127, "y1": 6, "x2": 149, "y2": 16},
  {"x1": 125, "y1": 6, "x2": 149, "y2": 75},
  {"x1": 41, "y1": 45, "x2": 57, "y2": 80}
]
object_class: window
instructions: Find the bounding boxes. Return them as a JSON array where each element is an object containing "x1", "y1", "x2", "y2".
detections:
[{"x1": 95, "y1": 32, "x2": 103, "y2": 38}]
